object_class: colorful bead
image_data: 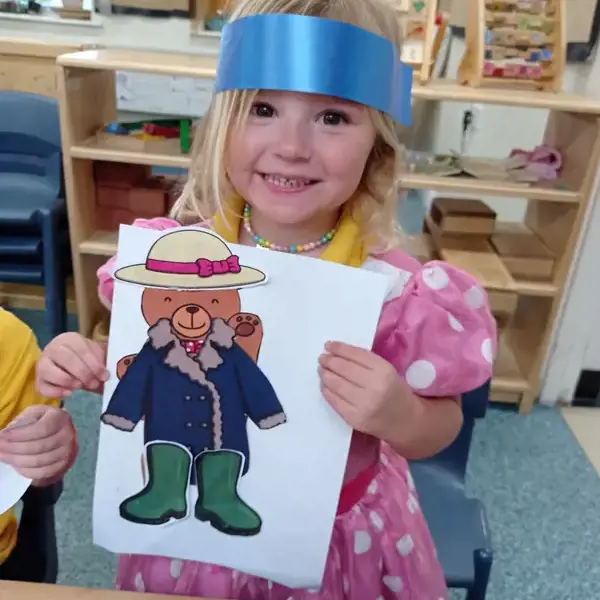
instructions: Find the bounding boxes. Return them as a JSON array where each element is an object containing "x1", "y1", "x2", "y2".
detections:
[{"x1": 242, "y1": 204, "x2": 338, "y2": 254}]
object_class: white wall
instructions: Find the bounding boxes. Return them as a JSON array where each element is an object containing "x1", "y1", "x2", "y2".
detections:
[{"x1": 2, "y1": 13, "x2": 599, "y2": 403}]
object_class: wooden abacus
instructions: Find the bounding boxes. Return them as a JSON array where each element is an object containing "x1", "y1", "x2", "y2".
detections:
[
  {"x1": 458, "y1": 0, "x2": 566, "y2": 91},
  {"x1": 395, "y1": 0, "x2": 446, "y2": 84}
]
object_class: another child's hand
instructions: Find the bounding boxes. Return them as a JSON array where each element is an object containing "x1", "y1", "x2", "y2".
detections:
[
  {"x1": 36, "y1": 332, "x2": 108, "y2": 397},
  {"x1": 318, "y1": 341, "x2": 420, "y2": 440},
  {"x1": 0, "y1": 405, "x2": 75, "y2": 483}
]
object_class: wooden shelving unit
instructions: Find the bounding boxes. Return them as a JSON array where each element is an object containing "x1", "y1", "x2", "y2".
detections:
[{"x1": 56, "y1": 48, "x2": 600, "y2": 414}]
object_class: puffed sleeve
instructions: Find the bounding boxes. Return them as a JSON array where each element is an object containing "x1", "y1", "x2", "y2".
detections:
[
  {"x1": 96, "y1": 217, "x2": 181, "y2": 309},
  {"x1": 372, "y1": 260, "x2": 497, "y2": 397}
]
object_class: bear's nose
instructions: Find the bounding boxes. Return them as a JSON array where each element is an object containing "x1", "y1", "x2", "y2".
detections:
[{"x1": 186, "y1": 306, "x2": 200, "y2": 314}]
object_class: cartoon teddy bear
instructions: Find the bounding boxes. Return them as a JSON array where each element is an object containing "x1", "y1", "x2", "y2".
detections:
[{"x1": 101, "y1": 229, "x2": 286, "y2": 537}]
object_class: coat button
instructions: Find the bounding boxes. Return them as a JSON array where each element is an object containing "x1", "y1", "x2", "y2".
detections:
[
  {"x1": 185, "y1": 396, "x2": 191, "y2": 401},
  {"x1": 186, "y1": 422, "x2": 192, "y2": 428},
  {"x1": 200, "y1": 395, "x2": 206, "y2": 400},
  {"x1": 200, "y1": 423, "x2": 207, "y2": 428}
]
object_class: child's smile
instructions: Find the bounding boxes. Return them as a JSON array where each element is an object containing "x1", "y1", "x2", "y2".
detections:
[{"x1": 227, "y1": 90, "x2": 376, "y2": 240}]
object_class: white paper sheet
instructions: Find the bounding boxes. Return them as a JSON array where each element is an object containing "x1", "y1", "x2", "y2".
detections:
[
  {"x1": 93, "y1": 225, "x2": 393, "y2": 590},
  {"x1": 0, "y1": 462, "x2": 31, "y2": 514}
]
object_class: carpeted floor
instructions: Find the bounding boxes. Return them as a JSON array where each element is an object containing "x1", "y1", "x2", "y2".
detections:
[{"x1": 11, "y1": 305, "x2": 600, "y2": 600}]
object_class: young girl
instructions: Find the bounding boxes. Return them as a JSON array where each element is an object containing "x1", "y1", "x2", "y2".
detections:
[{"x1": 36, "y1": 0, "x2": 497, "y2": 597}]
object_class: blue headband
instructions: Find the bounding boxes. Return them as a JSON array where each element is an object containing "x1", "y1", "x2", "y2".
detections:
[{"x1": 214, "y1": 13, "x2": 413, "y2": 126}]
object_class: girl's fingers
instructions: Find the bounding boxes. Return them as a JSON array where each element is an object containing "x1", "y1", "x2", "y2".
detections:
[
  {"x1": 318, "y1": 366, "x2": 360, "y2": 404},
  {"x1": 318, "y1": 354, "x2": 370, "y2": 388},
  {"x1": 0, "y1": 444, "x2": 68, "y2": 471},
  {"x1": 54, "y1": 345, "x2": 102, "y2": 390},
  {"x1": 0, "y1": 429, "x2": 64, "y2": 454},
  {"x1": 323, "y1": 341, "x2": 380, "y2": 368},
  {"x1": 81, "y1": 340, "x2": 109, "y2": 380},
  {"x1": 38, "y1": 359, "x2": 82, "y2": 391}
]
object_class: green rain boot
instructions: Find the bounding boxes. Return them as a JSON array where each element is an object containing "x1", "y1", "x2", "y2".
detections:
[
  {"x1": 194, "y1": 450, "x2": 262, "y2": 536},
  {"x1": 120, "y1": 442, "x2": 191, "y2": 525}
]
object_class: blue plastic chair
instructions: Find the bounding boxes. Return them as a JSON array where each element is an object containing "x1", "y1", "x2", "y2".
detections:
[
  {"x1": 0, "y1": 91, "x2": 70, "y2": 337},
  {"x1": 409, "y1": 381, "x2": 493, "y2": 600}
]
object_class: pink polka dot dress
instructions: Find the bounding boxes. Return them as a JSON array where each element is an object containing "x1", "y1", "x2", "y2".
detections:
[{"x1": 97, "y1": 218, "x2": 496, "y2": 600}]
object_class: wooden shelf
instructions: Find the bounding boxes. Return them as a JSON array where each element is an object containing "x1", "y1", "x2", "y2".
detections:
[
  {"x1": 56, "y1": 48, "x2": 600, "y2": 415},
  {"x1": 56, "y1": 50, "x2": 600, "y2": 115},
  {"x1": 79, "y1": 231, "x2": 119, "y2": 256},
  {"x1": 71, "y1": 136, "x2": 191, "y2": 169},
  {"x1": 57, "y1": 49, "x2": 218, "y2": 78},
  {"x1": 411, "y1": 79, "x2": 600, "y2": 114},
  {"x1": 402, "y1": 172, "x2": 580, "y2": 203},
  {"x1": 491, "y1": 336, "x2": 529, "y2": 395}
]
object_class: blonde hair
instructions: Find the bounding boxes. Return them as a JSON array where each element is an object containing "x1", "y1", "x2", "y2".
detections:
[{"x1": 172, "y1": 0, "x2": 406, "y2": 250}]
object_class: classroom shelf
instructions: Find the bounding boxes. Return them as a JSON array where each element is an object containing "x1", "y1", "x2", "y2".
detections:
[
  {"x1": 56, "y1": 49, "x2": 600, "y2": 414},
  {"x1": 71, "y1": 136, "x2": 191, "y2": 169},
  {"x1": 401, "y1": 173, "x2": 580, "y2": 203}
]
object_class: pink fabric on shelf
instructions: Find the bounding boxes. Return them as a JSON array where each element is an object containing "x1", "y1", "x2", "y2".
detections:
[{"x1": 97, "y1": 216, "x2": 496, "y2": 599}]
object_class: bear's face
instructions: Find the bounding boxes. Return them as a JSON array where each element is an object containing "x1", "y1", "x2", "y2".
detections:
[{"x1": 141, "y1": 288, "x2": 242, "y2": 340}]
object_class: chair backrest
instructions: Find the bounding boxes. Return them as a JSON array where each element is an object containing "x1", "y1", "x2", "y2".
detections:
[
  {"x1": 412, "y1": 379, "x2": 490, "y2": 484},
  {"x1": 0, "y1": 91, "x2": 62, "y2": 197}
]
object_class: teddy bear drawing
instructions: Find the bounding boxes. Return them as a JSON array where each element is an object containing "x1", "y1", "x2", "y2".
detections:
[{"x1": 101, "y1": 229, "x2": 286, "y2": 537}]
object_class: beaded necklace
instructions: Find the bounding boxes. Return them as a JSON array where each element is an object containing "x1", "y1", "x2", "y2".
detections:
[{"x1": 242, "y1": 204, "x2": 337, "y2": 253}]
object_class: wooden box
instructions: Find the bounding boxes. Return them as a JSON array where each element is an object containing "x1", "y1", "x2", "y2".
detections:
[
  {"x1": 429, "y1": 197, "x2": 496, "y2": 236},
  {"x1": 491, "y1": 224, "x2": 555, "y2": 280}
]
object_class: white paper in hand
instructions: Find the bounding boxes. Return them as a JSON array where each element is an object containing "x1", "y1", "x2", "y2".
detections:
[{"x1": 0, "y1": 462, "x2": 31, "y2": 513}]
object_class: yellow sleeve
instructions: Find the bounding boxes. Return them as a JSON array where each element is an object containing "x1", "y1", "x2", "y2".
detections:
[
  {"x1": 0, "y1": 311, "x2": 61, "y2": 564},
  {"x1": 0, "y1": 310, "x2": 59, "y2": 431}
]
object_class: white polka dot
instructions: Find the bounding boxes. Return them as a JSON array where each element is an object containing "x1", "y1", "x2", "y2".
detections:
[
  {"x1": 170, "y1": 559, "x2": 182, "y2": 579},
  {"x1": 377, "y1": 597, "x2": 385, "y2": 600},
  {"x1": 407, "y1": 494, "x2": 419, "y2": 514},
  {"x1": 383, "y1": 575, "x2": 403, "y2": 592},
  {"x1": 481, "y1": 338, "x2": 494, "y2": 363},
  {"x1": 448, "y1": 313, "x2": 464, "y2": 332},
  {"x1": 464, "y1": 285, "x2": 485, "y2": 309},
  {"x1": 354, "y1": 530, "x2": 372, "y2": 554},
  {"x1": 405, "y1": 360, "x2": 437, "y2": 390},
  {"x1": 268, "y1": 580, "x2": 273, "y2": 590},
  {"x1": 407, "y1": 470, "x2": 415, "y2": 491},
  {"x1": 396, "y1": 534, "x2": 414, "y2": 556},
  {"x1": 368, "y1": 479, "x2": 378, "y2": 495},
  {"x1": 134, "y1": 573, "x2": 145, "y2": 593},
  {"x1": 422, "y1": 265, "x2": 449, "y2": 290},
  {"x1": 343, "y1": 576, "x2": 350, "y2": 593},
  {"x1": 370, "y1": 510, "x2": 384, "y2": 531},
  {"x1": 352, "y1": 504, "x2": 361, "y2": 515},
  {"x1": 380, "y1": 453, "x2": 389, "y2": 466}
]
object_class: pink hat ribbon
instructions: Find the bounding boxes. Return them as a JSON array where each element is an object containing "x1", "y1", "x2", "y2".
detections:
[{"x1": 146, "y1": 255, "x2": 241, "y2": 278}]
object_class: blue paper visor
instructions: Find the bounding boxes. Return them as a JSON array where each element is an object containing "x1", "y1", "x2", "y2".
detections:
[{"x1": 214, "y1": 13, "x2": 413, "y2": 126}]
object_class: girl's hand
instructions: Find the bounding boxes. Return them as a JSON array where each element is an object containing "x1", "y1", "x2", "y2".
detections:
[
  {"x1": 318, "y1": 341, "x2": 421, "y2": 441},
  {"x1": 0, "y1": 405, "x2": 76, "y2": 483},
  {"x1": 36, "y1": 332, "x2": 108, "y2": 397}
]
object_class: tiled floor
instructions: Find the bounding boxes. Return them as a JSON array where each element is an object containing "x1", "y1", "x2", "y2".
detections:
[{"x1": 562, "y1": 407, "x2": 600, "y2": 476}]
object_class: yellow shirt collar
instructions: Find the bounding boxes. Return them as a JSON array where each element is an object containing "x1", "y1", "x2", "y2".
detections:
[{"x1": 211, "y1": 196, "x2": 366, "y2": 268}]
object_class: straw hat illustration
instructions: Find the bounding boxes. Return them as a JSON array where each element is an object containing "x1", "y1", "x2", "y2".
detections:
[{"x1": 114, "y1": 229, "x2": 266, "y2": 290}]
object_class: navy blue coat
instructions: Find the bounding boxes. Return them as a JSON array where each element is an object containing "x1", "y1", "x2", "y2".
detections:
[{"x1": 101, "y1": 318, "x2": 286, "y2": 479}]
